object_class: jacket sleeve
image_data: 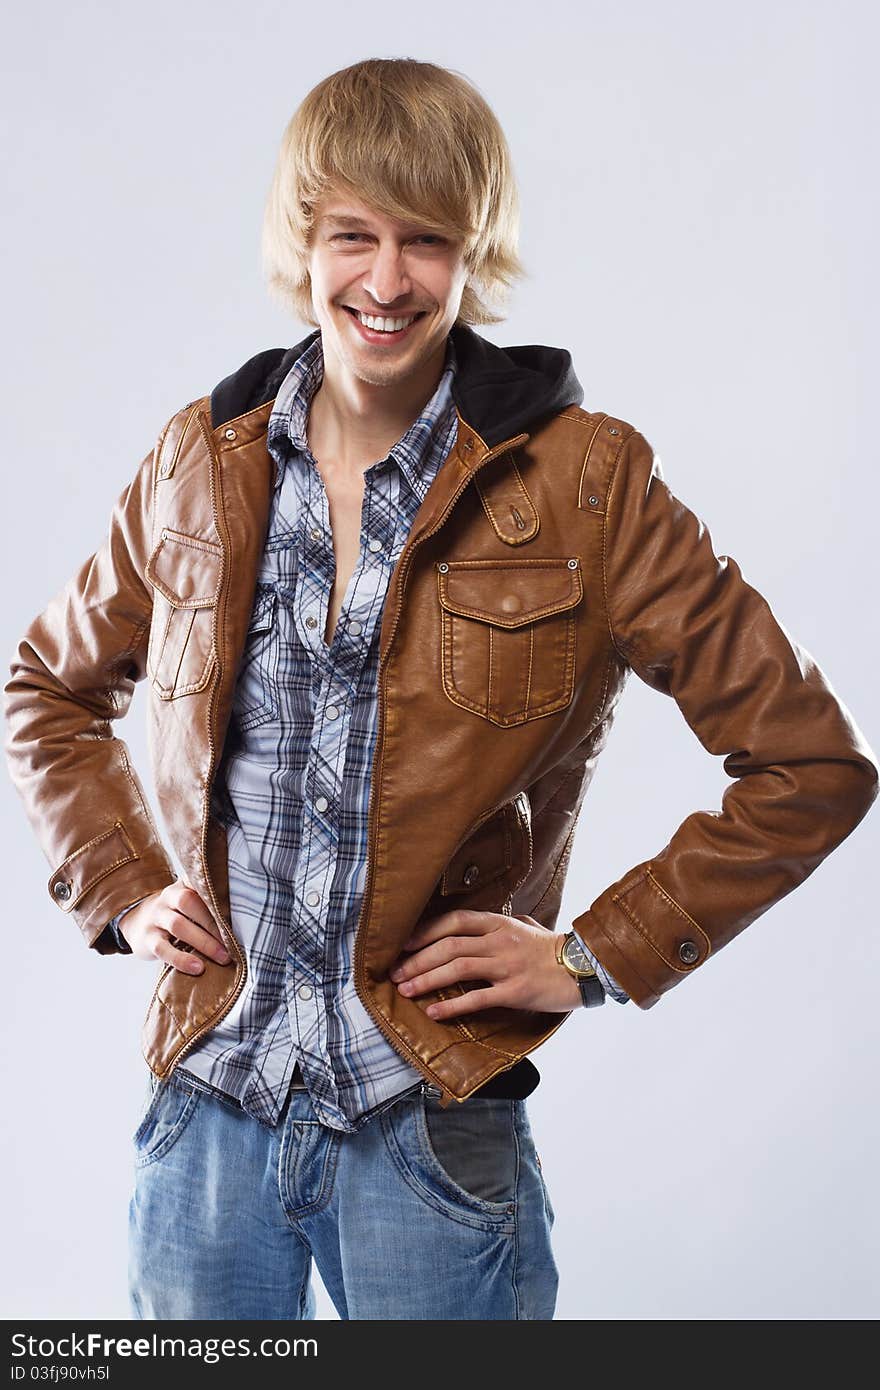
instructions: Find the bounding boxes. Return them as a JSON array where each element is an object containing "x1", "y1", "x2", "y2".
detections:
[
  {"x1": 571, "y1": 427, "x2": 879, "y2": 1008},
  {"x1": 3, "y1": 428, "x2": 179, "y2": 955}
]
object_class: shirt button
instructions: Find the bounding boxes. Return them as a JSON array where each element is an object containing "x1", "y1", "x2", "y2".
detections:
[
  {"x1": 368, "y1": 538, "x2": 382, "y2": 553},
  {"x1": 326, "y1": 704, "x2": 339, "y2": 720},
  {"x1": 315, "y1": 796, "x2": 329, "y2": 813},
  {"x1": 348, "y1": 620, "x2": 362, "y2": 636},
  {"x1": 310, "y1": 527, "x2": 321, "y2": 540},
  {"x1": 297, "y1": 984, "x2": 313, "y2": 1001},
  {"x1": 305, "y1": 891, "x2": 321, "y2": 907},
  {"x1": 305, "y1": 615, "x2": 317, "y2": 628}
]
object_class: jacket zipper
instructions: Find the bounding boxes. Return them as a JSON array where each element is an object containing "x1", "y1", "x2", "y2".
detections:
[
  {"x1": 148, "y1": 412, "x2": 250, "y2": 1075},
  {"x1": 352, "y1": 428, "x2": 529, "y2": 1101}
]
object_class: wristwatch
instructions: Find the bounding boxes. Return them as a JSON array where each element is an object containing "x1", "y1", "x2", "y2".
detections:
[{"x1": 556, "y1": 931, "x2": 606, "y2": 1008}]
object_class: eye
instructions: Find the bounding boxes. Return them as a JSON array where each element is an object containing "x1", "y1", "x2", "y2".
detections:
[{"x1": 331, "y1": 233, "x2": 446, "y2": 246}]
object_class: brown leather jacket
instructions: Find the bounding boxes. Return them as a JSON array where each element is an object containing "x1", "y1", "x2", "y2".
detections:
[{"x1": 5, "y1": 324, "x2": 878, "y2": 1104}]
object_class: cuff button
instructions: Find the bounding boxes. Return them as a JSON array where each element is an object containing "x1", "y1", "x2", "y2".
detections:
[
  {"x1": 53, "y1": 881, "x2": 72, "y2": 902},
  {"x1": 678, "y1": 940, "x2": 699, "y2": 964}
]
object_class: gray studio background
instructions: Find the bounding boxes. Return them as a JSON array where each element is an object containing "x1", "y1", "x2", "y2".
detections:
[{"x1": 2, "y1": 0, "x2": 877, "y2": 1320}]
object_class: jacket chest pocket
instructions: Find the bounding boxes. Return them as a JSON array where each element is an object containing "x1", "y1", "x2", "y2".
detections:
[
  {"x1": 144, "y1": 528, "x2": 222, "y2": 699},
  {"x1": 232, "y1": 583, "x2": 280, "y2": 731},
  {"x1": 436, "y1": 557, "x2": 583, "y2": 727}
]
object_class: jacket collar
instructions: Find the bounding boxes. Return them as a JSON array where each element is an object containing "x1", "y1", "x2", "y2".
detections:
[{"x1": 209, "y1": 322, "x2": 584, "y2": 448}]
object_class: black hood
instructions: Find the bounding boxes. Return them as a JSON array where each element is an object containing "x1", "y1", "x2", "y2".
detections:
[{"x1": 210, "y1": 322, "x2": 583, "y2": 450}]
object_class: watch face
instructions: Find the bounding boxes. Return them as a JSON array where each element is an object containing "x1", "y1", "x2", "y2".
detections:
[{"x1": 562, "y1": 933, "x2": 595, "y2": 976}]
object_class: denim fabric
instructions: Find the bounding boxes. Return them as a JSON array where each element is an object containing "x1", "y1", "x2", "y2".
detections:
[{"x1": 128, "y1": 1065, "x2": 558, "y2": 1320}]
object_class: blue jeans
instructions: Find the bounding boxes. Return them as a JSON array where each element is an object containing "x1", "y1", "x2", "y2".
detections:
[{"x1": 127, "y1": 1065, "x2": 559, "y2": 1320}]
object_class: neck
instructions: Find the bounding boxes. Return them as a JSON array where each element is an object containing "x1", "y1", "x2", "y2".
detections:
[{"x1": 307, "y1": 341, "x2": 448, "y2": 473}]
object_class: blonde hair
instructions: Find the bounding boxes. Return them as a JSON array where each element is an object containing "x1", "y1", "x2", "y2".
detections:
[{"x1": 261, "y1": 58, "x2": 528, "y2": 328}]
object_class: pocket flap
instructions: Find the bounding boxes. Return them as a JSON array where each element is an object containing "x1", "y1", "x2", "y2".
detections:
[
  {"x1": 437, "y1": 558, "x2": 583, "y2": 628},
  {"x1": 144, "y1": 528, "x2": 223, "y2": 608}
]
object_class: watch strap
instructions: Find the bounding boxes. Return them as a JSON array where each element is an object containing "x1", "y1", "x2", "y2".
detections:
[{"x1": 577, "y1": 973, "x2": 606, "y2": 1008}]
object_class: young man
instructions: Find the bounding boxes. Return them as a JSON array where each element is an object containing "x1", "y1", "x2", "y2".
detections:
[{"x1": 5, "y1": 58, "x2": 877, "y2": 1321}]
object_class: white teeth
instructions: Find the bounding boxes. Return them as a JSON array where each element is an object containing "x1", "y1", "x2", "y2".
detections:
[{"x1": 354, "y1": 310, "x2": 417, "y2": 333}]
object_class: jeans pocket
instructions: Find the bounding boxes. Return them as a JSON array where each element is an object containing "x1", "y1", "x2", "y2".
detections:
[
  {"x1": 133, "y1": 1071, "x2": 202, "y2": 1168},
  {"x1": 420, "y1": 1093, "x2": 518, "y2": 1211}
]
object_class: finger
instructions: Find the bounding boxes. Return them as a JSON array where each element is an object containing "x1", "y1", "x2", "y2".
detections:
[
  {"x1": 402, "y1": 910, "x2": 502, "y2": 952},
  {"x1": 391, "y1": 934, "x2": 494, "y2": 980},
  {"x1": 168, "y1": 882, "x2": 226, "y2": 944},
  {"x1": 152, "y1": 900, "x2": 231, "y2": 965},
  {"x1": 422, "y1": 984, "x2": 505, "y2": 1021},
  {"x1": 395, "y1": 955, "x2": 501, "y2": 997},
  {"x1": 151, "y1": 929, "x2": 206, "y2": 975},
  {"x1": 168, "y1": 912, "x2": 232, "y2": 965}
]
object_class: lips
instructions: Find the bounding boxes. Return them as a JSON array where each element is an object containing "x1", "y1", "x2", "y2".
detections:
[{"x1": 342, "y1": 305, "x2": 428, "y2": 345}]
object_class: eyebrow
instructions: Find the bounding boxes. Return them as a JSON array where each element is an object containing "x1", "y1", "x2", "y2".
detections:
[
  {"x1": 321, "y1": 214, "x2": 372, "y2": 228},
  {"x1": 320, "y1": 213, "x2": 436, "y2": 234}
]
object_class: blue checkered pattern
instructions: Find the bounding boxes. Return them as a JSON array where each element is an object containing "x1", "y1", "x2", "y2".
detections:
[{"x1": 112, "y1": 330, "x2": 628, "y2": 1133}]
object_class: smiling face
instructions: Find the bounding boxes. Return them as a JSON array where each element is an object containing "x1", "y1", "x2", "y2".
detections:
[{"x1": 306, "y1": 186, "x2": 469, "y2": 390}]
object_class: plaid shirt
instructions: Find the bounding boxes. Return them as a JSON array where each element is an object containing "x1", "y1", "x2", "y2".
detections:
[{"x1": 111, "y1": 330, "x2": 627, "y2": 1133}]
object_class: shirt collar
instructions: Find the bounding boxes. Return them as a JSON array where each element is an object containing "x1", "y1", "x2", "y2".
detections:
[{"x1": 266, "y1": 331, "x2": 458, "y2": 501}]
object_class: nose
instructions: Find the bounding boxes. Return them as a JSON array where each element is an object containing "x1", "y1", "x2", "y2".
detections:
[{"x1": 362, "y1": 243, "x2": 413, "y2": 310}]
